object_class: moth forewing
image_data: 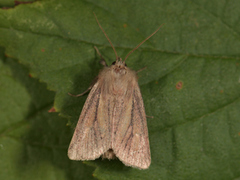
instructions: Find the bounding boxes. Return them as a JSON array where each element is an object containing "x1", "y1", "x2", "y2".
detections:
[
  {"x1": 111, "y1": 74, "x2": 151, "y2": 169},
  {"x1": 68, "y1": 80, "x2": 112, "y2": 160}
]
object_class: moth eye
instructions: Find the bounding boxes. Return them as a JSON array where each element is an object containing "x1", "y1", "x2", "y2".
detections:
[
  {"x1": 124, "y1": 63, "x2": 127, "y2": 67},
  {"x1": 112, "y1": 61, "x2": 116, "y2": 65}
]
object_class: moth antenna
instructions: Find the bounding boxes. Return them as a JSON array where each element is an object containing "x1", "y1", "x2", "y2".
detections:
[
  {"x1": 93, "y1": 12, "x2": 119, "y2": 61},
  {"x1": 124, "y1": 24, "x2": 165, "y2": 63}
]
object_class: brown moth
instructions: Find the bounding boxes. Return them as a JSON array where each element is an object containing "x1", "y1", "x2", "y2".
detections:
[{"x1": 68, "y1": 13, "x2": 163, "y2": 169}]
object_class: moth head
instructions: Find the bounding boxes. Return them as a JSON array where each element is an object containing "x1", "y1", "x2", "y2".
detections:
[{"x1": 111, "y1": 58, "x2": 127, "y2": 75}]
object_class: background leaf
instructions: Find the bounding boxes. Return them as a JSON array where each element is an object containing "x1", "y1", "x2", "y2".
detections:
[
  {"x1": 0, "y1": 0, "x2": 240, "y2": 179},
  {"x1": 0, "y1": 49, "x2": 95, "y2": 179}
]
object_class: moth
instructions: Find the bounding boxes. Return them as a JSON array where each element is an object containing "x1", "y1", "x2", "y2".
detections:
[{"x1": 68, "y1": 13, "x2": 163, "y2": 169}]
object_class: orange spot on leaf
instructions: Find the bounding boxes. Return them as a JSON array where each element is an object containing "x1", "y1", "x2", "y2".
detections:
[
  {"x1": 176, "y1": 81, "x2": 183, "y2": 90},
  {"x1": 48, "y1": 107, "x2": 56, "y2": 112},
  {"x1": 123, "y1": 24, "x2": 127, "y2": 28},
  {"x1": 220, "y1": 90, "x2": 224, "y2": 93},
  {"x1": 41, "y1": 49, "x2": 45, "y2": 52}
]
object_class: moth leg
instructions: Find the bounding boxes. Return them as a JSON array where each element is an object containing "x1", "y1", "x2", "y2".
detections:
[
  {"x1": 94, "y1": 46, "x2": 108, "y2": 67},
  {"x1": 136, "y1": 66, "x2": 147, "y2": 73},
  {"x1": 68, "y1": 85, "x2": 92, "y2": 97}
]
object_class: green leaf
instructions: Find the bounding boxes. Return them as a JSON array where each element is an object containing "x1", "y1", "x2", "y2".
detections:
[
  {"x1": 0, "y1": 51, "x2": 95, "y2": 179},
  {"x1": 0, "y1": 0, "x2": 240, "y2": 179}
]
